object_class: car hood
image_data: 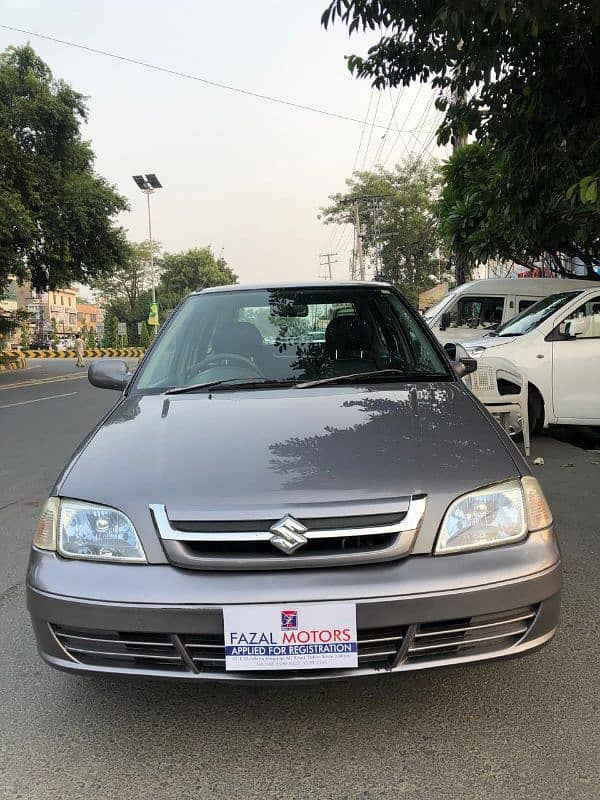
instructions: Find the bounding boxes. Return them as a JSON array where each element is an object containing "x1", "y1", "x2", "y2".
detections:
[
  {"x1": 60, "y1": 384, "x2": 519, "y2": 524},
  {"x1": 463, "y1": 335, "x2": 518, "y2": 351}
]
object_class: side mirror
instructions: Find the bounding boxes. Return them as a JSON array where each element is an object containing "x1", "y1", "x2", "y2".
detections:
[
  {"x1": 439, "y1": 311, "x2": 451, "y2": 331},
  {"x1": 88, "y1": 359, "x2": 132, "y2": 391},
  {"x1": 444, "y1": 342, "x2": 478, "y2": 378}
]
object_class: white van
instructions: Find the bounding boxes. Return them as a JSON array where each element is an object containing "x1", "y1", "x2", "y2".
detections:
[
  {"x1": 463, "y1": 287, "x2": 600, "y2": 430},
  {"x1": 424, "y1": 278, "x2": 592, "y2": 344}
]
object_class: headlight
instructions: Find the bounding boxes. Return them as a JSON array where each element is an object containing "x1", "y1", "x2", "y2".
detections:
[
  {"x1": 435, "y1": 477, "x2": 552, "y2": 554},
  {"x1": 466, "y1": 346, "x2": 485, "y2": 358},
  {"x1": 33, "y1": 498, "x2": 146, "y2": 563}
]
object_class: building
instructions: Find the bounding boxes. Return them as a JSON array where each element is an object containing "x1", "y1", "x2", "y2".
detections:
[
  {"x1": 16, "y1": 284, "x2": 78, "y2": 340},
  {"x1": 419, "y1": 282, "x2": 449, "y2": 312},
  {"x1": 77, "y1": 301, "x2": 104, "y2": 337}
]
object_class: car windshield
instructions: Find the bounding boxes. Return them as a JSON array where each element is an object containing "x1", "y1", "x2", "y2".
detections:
[
  {"x1": 424, "y1": 290, "x2": 456, "y2": 321},
  {"x1": 133, "y1": 287, "x2": 449, "y2": 392},
  {"x1": 493, "y1": 291, "x2": 582, "y2": 337}
]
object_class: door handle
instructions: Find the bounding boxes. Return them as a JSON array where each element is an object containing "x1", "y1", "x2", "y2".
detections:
[{"x1": 536, "y1": 354, "x2": 544, "y2": 359}]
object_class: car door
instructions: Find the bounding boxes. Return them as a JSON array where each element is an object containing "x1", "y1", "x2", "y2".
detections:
[{"x1": 551, "y1": 294, "x2": 600, "y2": 422}]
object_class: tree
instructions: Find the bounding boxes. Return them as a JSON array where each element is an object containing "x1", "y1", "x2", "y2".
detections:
[
  {"x1": 158, "y1": 248, "x2": 237, "y2": 309},
  {"x1": 86, "y1": 328, "x2": 96, "y2": 348},
  {"x1": 93, "y1": 240, "x2": 159, "y2": 313},
  {"x1": 320, "y1": 158, "x2": 445, "y2": 304},
  {"x1": 0, "y1": 45, "x2": 129, "y2": 296},
  {"x1": 102, "y1": 313, "x2": 118, "y2": 348},
  {"x1": 0, "y1": 308, "x2": 31, "y2": 348},
  {"x1": 322, "y1": 1, "x2": 600, "y2": 279},
  {"x1": 139, "y1": 321, "x2": 151, "y2": 348}
]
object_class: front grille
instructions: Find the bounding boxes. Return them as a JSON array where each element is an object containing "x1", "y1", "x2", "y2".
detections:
[
  {"x1": 172, "y1": 512, "x2": 405, "y2": 534},
  {"x1": 49, "y1": 605, "x2": 538, "y2": 677},
  {"x1": 180, "y1": 625, "x2": 406, "y2": 674},
  {"x1": 182, "y1": 532, "x2": 398, "y2": 560},
  {"x1": 52, "y1": 625, "x2": 188, "y2": 672},
  {"x1": 150, "y1": 497, "x2": 426, "y2": 571},
  {"x1": 405, "y1": 605, "x2": 538, "y2": 663}
]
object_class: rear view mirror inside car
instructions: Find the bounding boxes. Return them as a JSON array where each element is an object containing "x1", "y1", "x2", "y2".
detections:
[{"x1": 269, "y1": 300, "x2": 309, "y2": 317}]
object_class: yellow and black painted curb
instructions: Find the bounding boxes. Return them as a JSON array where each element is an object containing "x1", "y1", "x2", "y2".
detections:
[
  {"x1": 0, "y1": 351, "x2": 27, "y2": 371},
  {"x1": 20, "y1": 348, "x2": 146, "y2": 359}
]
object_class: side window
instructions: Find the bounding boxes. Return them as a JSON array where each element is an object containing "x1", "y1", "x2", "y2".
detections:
[
  {"x1": 518, "y1": 299, "x2": 537, "y2": 313},
  {"x1": 449, "y1": 297, "x2": 504, "y2": 329},
  {"x1": 560, "y1": 297, "x2": 600, "y2": 339}
]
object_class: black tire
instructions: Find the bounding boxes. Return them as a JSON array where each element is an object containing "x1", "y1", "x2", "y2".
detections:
[{"x1": 528, "y1": 388, "x2": 543, "y2": 434}]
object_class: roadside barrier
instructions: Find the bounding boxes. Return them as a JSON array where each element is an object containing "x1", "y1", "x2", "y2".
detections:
[
  {"x1": 20, "y1": 348, "x2": 146, "y2": 359},
  {"x1": 0, "y1": 350, "x2": 27, "y2": 371}
]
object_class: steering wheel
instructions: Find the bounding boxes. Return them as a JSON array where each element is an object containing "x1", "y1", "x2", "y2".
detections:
[{"x1": 194, "y1": 352, "x2": 265, "y2": 378}]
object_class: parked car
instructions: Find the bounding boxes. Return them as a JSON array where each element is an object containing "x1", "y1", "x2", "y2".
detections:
[
  {"x1": 27, "y1": 282, "x2": 560, "y2": 682},
  {"x1": 463, "y1": 287, "x2": 600, "y2": 431},
  {"x1": 29, "y1": 339, "x2": 50, "y2": 350},
  {"x1": 424, "y1": 277, "x2": 592, "y2": 344}
]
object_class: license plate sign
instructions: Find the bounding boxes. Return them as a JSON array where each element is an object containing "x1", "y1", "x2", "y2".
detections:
[{"x1": 223, "y1": 603, "x2": 358, "y2": 671}]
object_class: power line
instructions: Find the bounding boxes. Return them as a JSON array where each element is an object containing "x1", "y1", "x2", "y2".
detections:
[
  {"x1": 352, "y1": 88, "x2": 374, "y2": 173},
  {"x1": 360, "y1": 90, "x2": 381, "y2": 169},
  {"x1": 380, "y1": 83, "x2": 423, "y2": 168},
  {"x1": 0, "y1": 23, "x2": 409, "y2": 134},
  {"x1": 371, "y1": 88, "x2": 403, "y2": 169}
]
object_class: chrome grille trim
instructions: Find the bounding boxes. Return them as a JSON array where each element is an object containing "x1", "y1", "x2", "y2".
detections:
[
  {"x1": 150, "y1": 496, "x2": 426, "y2": 570},
  {"x1": 150, "y1": 498, "x2": 425, "y2": 543}
]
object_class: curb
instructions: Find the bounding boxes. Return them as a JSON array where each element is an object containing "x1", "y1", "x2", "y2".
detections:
[
  {"x1": 20, "y1": 348, "x2": 146, "y2": 359},
  {"x1": 0, "y1": 352, "x2": 27, "y2": 372}
]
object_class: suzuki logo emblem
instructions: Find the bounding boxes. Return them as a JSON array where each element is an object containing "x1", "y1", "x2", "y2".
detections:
[{"x1": 269, "y1": 515, "x2": 308, "y2": 554}]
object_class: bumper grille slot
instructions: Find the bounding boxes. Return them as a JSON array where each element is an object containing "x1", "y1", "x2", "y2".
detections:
[
  {"x1": 406, "y1": 605, "x2": 537, "y2": 663},
  {"x1": 52, "y1": 625, "x2": 187, "y2": 672},
  {"x1": 49, "y1": 605, "x2": 538, "y2": 677},
  {"x1": 180, "y1": 625, "x2": 407, "y2": 673}
]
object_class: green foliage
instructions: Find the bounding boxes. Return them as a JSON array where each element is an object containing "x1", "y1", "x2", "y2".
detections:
[
  {"x1": 86, "y1": 328, "x2": 96, "y2": 348},
  {"x1": 158, "y1": 247, "x2": 238, "y2": 310},
  {"x1": 50, "y1": 318, "x2": 58, "y2": 346},
  {"x1": 0, "y1": 45, "x2": 129, "y2": 296},
  {"x1": 102, "y1": 313, "x2": 118, "y2": 348},
  {"x1": 320, "y1": 158, "x2": 445, "y2": 302},
  {"x1": 139, "y1": 321, "x2": 151, "y2": 348},
  {"x1": 0, "y1": 308, "x2": 31, "y2": 347},
  {"x1": 93, "y1": 240, "x2": 159, "y2": 313},
  {"x1": 323, "y1": 1, "x2": 600, "y2": 278}
]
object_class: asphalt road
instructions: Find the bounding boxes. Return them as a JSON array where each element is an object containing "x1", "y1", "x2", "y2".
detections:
[{"x1": 1, "y1": 360, "x2": 599, "y2": 800}]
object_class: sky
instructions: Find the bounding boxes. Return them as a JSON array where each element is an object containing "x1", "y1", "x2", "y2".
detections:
[{"x1": 0, "y1": 1, "x2": 448, "y2": 285}]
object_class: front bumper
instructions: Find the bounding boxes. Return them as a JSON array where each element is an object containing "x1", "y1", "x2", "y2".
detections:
[{"x1": 27, "y1": 528, "x2": 561, "y2": 683}]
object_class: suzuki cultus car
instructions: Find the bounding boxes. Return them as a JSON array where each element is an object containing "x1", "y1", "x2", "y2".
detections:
[{"x1": 27, "y1": 282, "x2": 561, "y2": 682}]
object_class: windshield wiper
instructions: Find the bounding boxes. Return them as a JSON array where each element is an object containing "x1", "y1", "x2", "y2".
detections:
[
  {"x1": 295, "y1": 369, "x2": 447, "y2": 389},
  {"x1": 166, "y1": 378, "x2": 293, "y2": 395}
]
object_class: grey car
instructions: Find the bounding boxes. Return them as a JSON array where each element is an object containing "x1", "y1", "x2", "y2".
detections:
[{"x1": 27, "y1": 282, "x2": 561, "y2": 682}]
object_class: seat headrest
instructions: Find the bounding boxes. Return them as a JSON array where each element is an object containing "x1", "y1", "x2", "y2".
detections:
[
  {"x1": 212, "y1": 322, "x2": 263, "y2": 356},
  {"x1": 325, "y1": 316, "x2": 373, "y2": 354}
]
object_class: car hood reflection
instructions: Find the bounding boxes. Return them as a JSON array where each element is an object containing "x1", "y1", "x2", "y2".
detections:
[{"x1": 59, "y1": 384, "x2": 519, "y2": 515}]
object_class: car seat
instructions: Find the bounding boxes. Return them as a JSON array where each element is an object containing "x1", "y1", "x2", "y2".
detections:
[{"x1": 325, "y1": 316, "x2": 376, "y2": 375}]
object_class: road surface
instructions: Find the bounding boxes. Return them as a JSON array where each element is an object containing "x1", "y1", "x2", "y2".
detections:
[{"x1": 0, "y1": 360, "x2": 598, "y2": 799}]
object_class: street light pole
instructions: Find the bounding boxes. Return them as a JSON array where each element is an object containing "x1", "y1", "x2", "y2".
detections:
[
  {"x1": 145, "y1": 189, "x2": 155, "y2": 304},
  {"x1": 132, "y1": 174, "x2": 162, "y2": 304}
]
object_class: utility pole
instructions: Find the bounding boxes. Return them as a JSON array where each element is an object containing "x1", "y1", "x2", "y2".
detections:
[
  {"x1": 354, "y1": 203, "x2": 366, "y2": 280},
  {"x1": 319, "y1": 252, "x2": 338, "y2": 280}
]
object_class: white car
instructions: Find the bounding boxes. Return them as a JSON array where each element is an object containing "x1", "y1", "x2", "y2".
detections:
[
  {"x1": 463, "y1": 287, "x2": 600, "y2": 430},
  {"x1": 425, "y1": 277, "x2": 592, "y2": 345}
]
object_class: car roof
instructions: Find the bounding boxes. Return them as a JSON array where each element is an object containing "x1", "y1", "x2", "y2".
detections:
[
  {"x1": 449, "y1": 277, "x2": 594, "y2": 294},
  {"x1": 193, "y1": 280, "x2": 392, "y2": 295}
]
